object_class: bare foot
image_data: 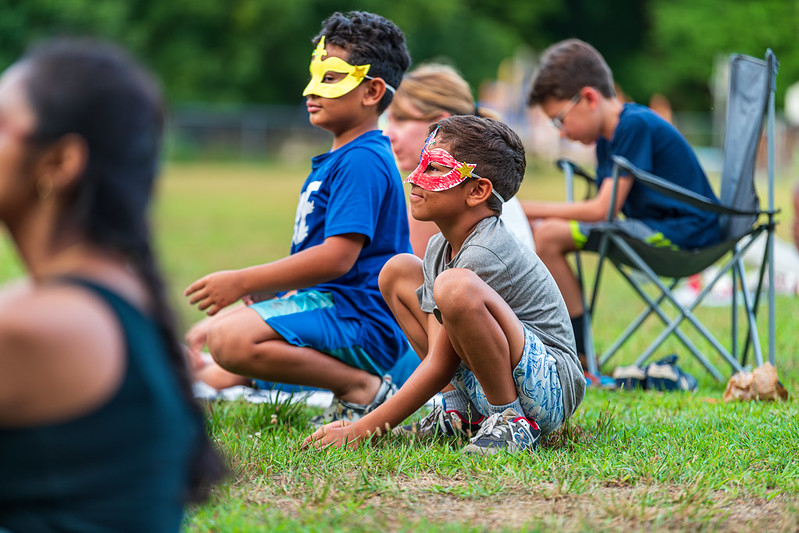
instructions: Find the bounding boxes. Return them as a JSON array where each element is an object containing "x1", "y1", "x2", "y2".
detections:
[{"x1": 196, "y1": 360, "x2": 250, "y2": 391}]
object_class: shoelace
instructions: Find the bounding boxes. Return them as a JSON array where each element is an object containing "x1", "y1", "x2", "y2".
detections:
[{"x1": 473, "y1": 412, "x2": 505, "y2": 440}]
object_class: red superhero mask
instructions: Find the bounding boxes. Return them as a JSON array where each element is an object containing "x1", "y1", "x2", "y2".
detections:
[{"x1": 405, "y1": 128, "x2": 505, "y2": 202}]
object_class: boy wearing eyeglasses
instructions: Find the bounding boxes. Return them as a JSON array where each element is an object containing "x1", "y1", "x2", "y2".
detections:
[{"x1": 521, "y1": 39, "x2": 721, "y2": 368}]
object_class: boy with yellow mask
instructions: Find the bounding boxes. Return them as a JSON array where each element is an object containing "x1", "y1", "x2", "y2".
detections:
[
  {"x1": 303, "y1": 36, "x2": 395, "y2": 100},
  {"x1": 185, "y1": 11, "x2": 412, "y2": 425}
]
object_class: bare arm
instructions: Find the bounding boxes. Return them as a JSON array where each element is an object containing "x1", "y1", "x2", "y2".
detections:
[
  {"x1": 303, "y1": 314, "x2": 457, "y2": 449},
  {"x1": 522, "y1": 176, "x2": 633, "y2": 223},
  {"x1": 185, "y1": 233, "x2": 366, "y2": 315},
  {"x1": 0, "y1": 285, "x2": 124, "y2": 426}
]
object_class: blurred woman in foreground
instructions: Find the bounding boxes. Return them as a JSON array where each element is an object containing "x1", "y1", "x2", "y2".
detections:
[{"x1": 0, "y1": 39, "x2": 223, "y2": 531}]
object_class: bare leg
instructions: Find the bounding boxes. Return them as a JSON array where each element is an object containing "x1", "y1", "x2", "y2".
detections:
[
  {"x1": 533, "y1": 218, "x2": 583, "y2": 317},
  {"x1": 433, "y1": 268, "x2": 526, "y2": 406},
  {"x1": 195, "y1": 361, "x2": 250, "y2": 390},
  {"x1": 206, "y1": 307, "x2": 381, "y2": 405},
  {"x1": 379, "y1": 253, "x2": 458, "y2": 394},
  {"x1": 378, "y1": 254, "x2": 430, "y2": 357}
]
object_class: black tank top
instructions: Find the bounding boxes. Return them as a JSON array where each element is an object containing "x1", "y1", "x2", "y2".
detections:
[{"x1": 0, "y1": 279, "x2": 198, "y2": 532}]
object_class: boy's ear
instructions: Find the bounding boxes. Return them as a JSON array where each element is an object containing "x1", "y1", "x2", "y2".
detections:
[
  {"x1": 582, "y1": 86, "x2": 601, "y2": 107},
  {"x1": 465, "y1": 177, "x2": 494, "y2": 207},
  {"x1": 361, "y1": 78, "x2": 388, "y2": 108}
]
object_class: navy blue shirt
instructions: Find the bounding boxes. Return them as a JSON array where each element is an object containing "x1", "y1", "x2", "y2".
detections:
[
  {"x1": 596, "y1": 103, "x2": 721, "y2": 248},
  {"x1": 287, "y1": 130, "x2": 411, "y2": 369}
]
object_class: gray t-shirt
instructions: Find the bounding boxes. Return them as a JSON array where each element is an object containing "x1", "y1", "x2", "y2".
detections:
[{"x1": 416, "y1": 216, "x2": 585, "y2": 420}]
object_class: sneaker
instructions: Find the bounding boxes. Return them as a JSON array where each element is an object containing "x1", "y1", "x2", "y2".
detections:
[
  {"x1": 391, "y1": 405, "x2": 484, "y2": 439},
  {"x1": 309, "y1": 375, "x2": 397, "y2": 427},
  {"x1": 584, "y1": 371, "x2": 617, "y2": 389},
  {"x1": 462, "y1": 408, "x2": 541, "y2": 456},
  {"x1": 612, "y1": 364, "x2": 647, "y2": 390},
  {"x1": 645, "y1": 354, "x2": 697, "y2": 392}
]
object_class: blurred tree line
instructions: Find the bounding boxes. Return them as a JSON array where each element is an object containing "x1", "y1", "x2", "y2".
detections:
[{"x1": 1, "y1": 0, "x2": 796, "y2": 111}]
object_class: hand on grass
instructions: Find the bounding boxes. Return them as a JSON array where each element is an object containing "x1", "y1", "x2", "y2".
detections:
[
  {"x1": 185, "y1": 270, "x2": 244, "y2": 315},
  {"x1": 302, "y1": 421, "x2": 364, "y2": 450}
]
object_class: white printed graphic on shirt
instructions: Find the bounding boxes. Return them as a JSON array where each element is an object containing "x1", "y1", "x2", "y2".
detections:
[{"x1": 292, "y1": 181, "x2": 322, "y2": 245}]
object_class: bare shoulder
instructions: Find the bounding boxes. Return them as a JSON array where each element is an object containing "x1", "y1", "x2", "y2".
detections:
[{"x1": 0, "y1": 282, "x2": 126, "y2": 426}]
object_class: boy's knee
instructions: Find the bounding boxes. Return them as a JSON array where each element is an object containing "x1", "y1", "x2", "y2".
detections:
[
  {"x1": 433, "y1": 268, "x2": 483, "y2": 315},
  {"x1": 533, "y1": 219, "x2": 573, "y2": 257},
  {"x1": 206, "y1": 316, "x2": 254, "y2": 373},
  {"x1": 379, "y1": 253, "x2": 421, "y2": 296}
]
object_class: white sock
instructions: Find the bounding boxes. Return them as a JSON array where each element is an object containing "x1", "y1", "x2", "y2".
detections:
[
  {"x1": 442, "y1": 390, "x2": 484, "y2": 422},
  {"x1": 487, "y1": 397, "x2": 524, "y2": 417}
]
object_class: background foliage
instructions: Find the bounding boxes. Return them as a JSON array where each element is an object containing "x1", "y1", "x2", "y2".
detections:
[{"x1": 1, "y1": 0, "x2": 796, "y2": 111}]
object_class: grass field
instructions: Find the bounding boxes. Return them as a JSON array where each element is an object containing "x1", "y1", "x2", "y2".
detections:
[{"x1": 1, "y1": 159, "x2": 797, "y2": 531}]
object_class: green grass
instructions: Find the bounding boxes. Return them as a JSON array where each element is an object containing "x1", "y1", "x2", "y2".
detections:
[{"x1": 1, "y1": 160, "x2": 798, "y2": 531}]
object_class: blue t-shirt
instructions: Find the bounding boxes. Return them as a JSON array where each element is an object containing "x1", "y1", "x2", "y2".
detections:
[
  {"x1": 288, "y1": 130, "x2": 411, "y2": 368},
  {"x1": 596, "y1": 103, "x2": 721, "y2": 248}
]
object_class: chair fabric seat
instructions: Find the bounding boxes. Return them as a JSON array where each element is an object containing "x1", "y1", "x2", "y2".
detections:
[{"x1": 592, "y1": 226, "x2": 764, "y2": 279}]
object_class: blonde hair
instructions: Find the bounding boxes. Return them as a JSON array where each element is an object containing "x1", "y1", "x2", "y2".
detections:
[{"x1": 391, "y1": 63, "x2": 500, "y2": 121}]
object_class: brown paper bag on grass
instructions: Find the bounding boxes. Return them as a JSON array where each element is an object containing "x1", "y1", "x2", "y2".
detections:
[{"x1": 723, "y1": 362, "x2": 789, "y2": 402}]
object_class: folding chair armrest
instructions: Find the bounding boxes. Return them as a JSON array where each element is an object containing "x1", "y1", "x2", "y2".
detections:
[
  {"x1": 556, "y1": 159, "x2": 596, "y2": 202},
  {"x1": 611, "y1": 155, "x2": 767, "y2": 217}
]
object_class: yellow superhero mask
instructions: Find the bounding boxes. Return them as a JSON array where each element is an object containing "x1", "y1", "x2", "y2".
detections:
[{"x1": 302, "y1": 36, "x2": 394, "y2": 99}]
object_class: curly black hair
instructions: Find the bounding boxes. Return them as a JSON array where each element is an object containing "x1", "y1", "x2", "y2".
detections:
[{"x1": 315, "y1": 11, "x2": 411, "y2": 113}]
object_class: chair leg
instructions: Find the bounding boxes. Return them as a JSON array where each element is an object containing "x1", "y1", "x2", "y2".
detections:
[
  {"x1": 732, "y1": 263, "x2": 739, "y2": 362},
  {"x1": 735, "y1": 257, "x2": 764, "y2": 368},
  {"x1": 611, "y1": 235, "x2": 743, "y2": 379},
  {"x1": 574, "y1": 251, "x2": 598, "y2": 375},
  {"x1": 614, "y1": 267, "x2": 726, "y2": 381},
  {"x1": 599, "y1": 278, "x2": 676, "y2": 366}
]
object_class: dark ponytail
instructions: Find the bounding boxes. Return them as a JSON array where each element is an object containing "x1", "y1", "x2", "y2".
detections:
[
  {"x1": 132, "y1": 242, "x2": 226, "y2": 502},
  {"x1": 22, "y1": 38, "x2": 225, "y2": 501}
]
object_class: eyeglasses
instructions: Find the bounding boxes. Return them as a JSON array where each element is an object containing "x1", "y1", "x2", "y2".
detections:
[{"x1": 551, "y1": 93, "x2": 582, "y2": 131}]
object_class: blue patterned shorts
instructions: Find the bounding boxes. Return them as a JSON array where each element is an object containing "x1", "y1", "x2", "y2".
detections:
[{"x1": 450, "y1": 326, "x2": 565, "y2": 434}]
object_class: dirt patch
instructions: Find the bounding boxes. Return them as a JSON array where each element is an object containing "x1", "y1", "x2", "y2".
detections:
[
  {"x1": 379, "y1": 478, "x2": 798, "y2": 531},
  {"x1": 245, "y1": 475, "x2": 798, "y2": 531}
]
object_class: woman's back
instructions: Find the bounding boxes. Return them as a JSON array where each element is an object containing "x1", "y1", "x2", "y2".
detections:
[{"x1": 0, "y1": 279, "x2": 198, "y2": 532}]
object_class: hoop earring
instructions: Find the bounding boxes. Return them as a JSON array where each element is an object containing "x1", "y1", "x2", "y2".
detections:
[{"x1": 36, "y1": 179, "x2": 54, "y2": 201}]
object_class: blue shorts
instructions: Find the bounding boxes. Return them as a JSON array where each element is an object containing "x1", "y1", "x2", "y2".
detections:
[
  {"x1": 450, "y1": 326, "x2": 565, "y2": 435},
  {"x1": 249, "y1": 290, "x2": 386, "y2": 377}
]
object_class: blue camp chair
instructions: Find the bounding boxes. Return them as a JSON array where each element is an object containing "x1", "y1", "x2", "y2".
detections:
[{"x1": 559, "y1": 50, "x2": 780, "y2": 381}]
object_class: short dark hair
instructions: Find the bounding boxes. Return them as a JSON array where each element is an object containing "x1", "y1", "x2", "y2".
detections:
[
  {"x1": 315, "y1": 11, "x2": 411, "y2": 113},
  {"x1": 527, "y1": 38, "x2": 615, "y2": 107},
  {"x1": 431, "y1": 115, "x2": 526, "y2": 214}
]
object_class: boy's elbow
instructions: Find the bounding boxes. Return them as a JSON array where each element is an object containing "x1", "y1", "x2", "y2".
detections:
[
  {"x1": 326, "y1": 250, "x2": 359, "y2": 278},
  {"x1": 330, "y1": 259, "x2": 356, "y2": 278},
  {"x1": 320, "y1": 234, "x2": 365, "y2": 278}
]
